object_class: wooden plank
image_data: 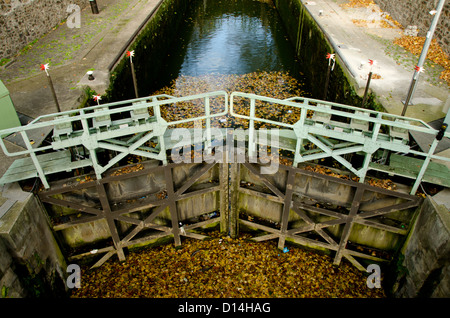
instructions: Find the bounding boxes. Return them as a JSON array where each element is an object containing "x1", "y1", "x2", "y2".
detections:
[
  {"x1": 238, "y1": 187, "x2": 284, "y2": 203},
  {"x1": 40, "y1": 196, "x2": 102, "y2": 215},
  {"x1": 342, "y1": 254, "x2": 366, "y2": 271},
  {"x1": 369, "y1": 154, "x2": 450, "y2": 187},
  {"x1": 287, "y1": 234, "x2": 337, "y2": 251},
  {"x1": 345, "y1": 249, "x2": 388, "y2": 263},
  {"x1": 239, "y1": 219, "x2": 280, "y2": 234},
  {"x1": 219, "y1": 161, "x2": 229, "y2": 234},
  {"x1": 229, "y1": 163, "x2": 240, "y2": 238},
  {"x1": 96, "y1": 181, "x2": 126, "y2": 262},
  {"x1": 252, "y1": 233, "x2": 279, "y2": 242},
  {"x1": 68, "y1": 246, "x2": 115, "y2": 261},
  {"x1": 286, "y1": 224, "x2": 315, "y2": 235},
  {"x1": 122, "y1": 231, "x2": 172, "y2": 248},
  {"x1": 165, "y1": 166, "x2": 181, "y2": 246},
  {"x1": 354, "y1": 218, "x2": 408, "y2": 235},
  {"x1": 291, "y1": 205, "x2": 338, "y2": 247},
  {"x1": 111, "y1": 198, "x2": 168, "y2": 216},
  {"x1": 177, "y1": 185, "x2": 221, "y2": 201},
  {"x1": 356, "y1": 200, "x2": 419, "y2": 219},
  {"x1": 183, "y1": 217, "x2": 218, "y2": 231},
  {"x1": 174, "y1": 163, "x2": 215, "y2": 197},
  {"x1": 182, "y1": 231, "x2": 209, "y2": 240},
  {"x1": 292, "y1": 199, "x2": 348, "y2": 219},
  {"x1": 333, "y1": 187, "x2": 365, "y2": 266},
  {"x1": 243, "y1": 162, "x2": 285, "y2": 199},
  {"x1": 390, "y1": 153, "x2": 450, "y2": 175},
  {"x1": 53, "y1": 215, "x2": 104, "y2": 231},
  {"x1": 90, "y1": 250, "x2": 116, "y2": 269},
  {"x1": 278, "y1": 169, "x2": 296, "y2": 249},
  {"x1": 0, "y1": 169, "x2": 37, "y2": 184},
  {"x1": 0, "y1": 151, "x2": 92, "y2": 184}
]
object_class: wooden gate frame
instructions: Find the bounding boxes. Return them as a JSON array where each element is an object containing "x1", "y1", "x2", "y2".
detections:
[
  {"x1": 39, "y1": 161, "x2": 227, "y2": 268},
  {"x1": 231, "y1": 162, "x2": 422, "y2": 271},
  {"x1": 39, "y1": 156, "x2": 422, "y2": 270}
]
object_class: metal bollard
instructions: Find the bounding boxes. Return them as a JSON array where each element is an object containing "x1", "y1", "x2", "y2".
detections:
[{"x1": 90, "y1": 0, "x2": 99, "y2": 14}]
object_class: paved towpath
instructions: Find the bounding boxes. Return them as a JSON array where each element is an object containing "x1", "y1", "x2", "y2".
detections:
[
  {"x1": 0, "y1": 0, "x2": 162, "y2": 118},
  {"x1": 303, "y1": 0, "x2": 449, "y2": 120},
  {"x1": 0, "y1": 0, "x2": 162, "y2": 175}
]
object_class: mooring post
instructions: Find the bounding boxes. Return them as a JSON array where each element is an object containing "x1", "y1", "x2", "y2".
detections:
[
  {"x1": 127, "y1": 50, "x2": 139, "y2": 98},
  {"x1": 362, "y1": 59, "x2": 376, "y2": 108},
  {"x1": 324, "y1": 53, "x2": 335, "y2": 101},
  {"x1": 361, "y1": 71, "x2": 372, "y2": 108},
  {"x1": 89, "y1": 0, "x2": 99, "y2": 14},
  {"x1": 40, "y1": 63, "x2": 61, "y2": 113}
]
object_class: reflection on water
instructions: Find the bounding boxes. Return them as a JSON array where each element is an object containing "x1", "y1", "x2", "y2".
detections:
[{"x1": 157, "y1": 0, "x2": 303, "y2": 92}]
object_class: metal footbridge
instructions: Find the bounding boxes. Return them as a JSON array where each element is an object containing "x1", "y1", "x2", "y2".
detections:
[{"x1": 0, "y1": 91, "x2": 449, "y2": 195}]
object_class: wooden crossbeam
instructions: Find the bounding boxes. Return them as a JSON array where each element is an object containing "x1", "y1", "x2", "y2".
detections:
[{"x1": 243, "y1": 162, "x2": 285, "y2": 199}]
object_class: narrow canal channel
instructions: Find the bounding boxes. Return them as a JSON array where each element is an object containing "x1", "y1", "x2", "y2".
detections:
[
  {"x1": 161, "y1": 0, "x2": 303, "y2": 83},
  {"x1": 109, "y1": 0, "x2": 313, "y2": 102}
]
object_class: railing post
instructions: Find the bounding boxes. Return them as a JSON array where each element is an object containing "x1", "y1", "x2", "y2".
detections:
[
  {"x1": 205, "y1": 97, "x2": 212, "y2": 155},
  {"x1": 410, "y1": 137, "x2": 439, "y2": 195},
  {"x1": 20, "y1": 131, "x2": 50, "y2": 189},
  {"x1": 152, "y1": 99, "x2": 167, "y2": 165}
]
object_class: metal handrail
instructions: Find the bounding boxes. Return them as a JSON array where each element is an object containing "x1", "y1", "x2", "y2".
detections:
[{"x1": 0, "y1": 90, "x2": 448, "y2": 194}]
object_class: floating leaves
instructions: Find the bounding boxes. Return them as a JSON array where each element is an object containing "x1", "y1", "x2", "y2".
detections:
[
  {"x1": 154, "y1": 71, "x2": 307, "y2": 129},
  {"x1": 70, "y1": 231, "x2": 385, "y2": 298}
]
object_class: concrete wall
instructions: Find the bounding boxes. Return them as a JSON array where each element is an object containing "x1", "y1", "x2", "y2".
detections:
[
  {"x1": 0, "y1": 0, "x2": 87, "y2": 61},
  {"x1": 390, "y1": 196, "x2": 450, "y2": 298},
  {"x1": 0, "y1": 183, "x2": 67, "y2": 298},
  {"x1": 374, "y1": 0, "x2": 450, "y2": 55}
]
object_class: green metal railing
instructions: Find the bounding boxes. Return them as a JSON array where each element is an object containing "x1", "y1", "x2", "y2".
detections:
[
  {"x1": 0, "y1": 90, "x2": 449, "y2": 194},
  {"x1": 0, "y1": 91, "x2": 227, "y2": 188},
  {"x1": 230, "y1": 92, "x2": 450, "y2": 194}
]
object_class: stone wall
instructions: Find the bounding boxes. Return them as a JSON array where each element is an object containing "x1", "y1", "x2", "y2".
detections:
[
  {"x1": 0, "y1": 0, "x2": 87, "y2": 61},
  {"x1": 390, "y1": 196, "x2": 450, "y2": 298},
  {"x1": 374, "y1": 0, "x2": 450, "y2": 56},
  {"x1": 0, "y1": 183, "x2": 67, "y2": 298}
]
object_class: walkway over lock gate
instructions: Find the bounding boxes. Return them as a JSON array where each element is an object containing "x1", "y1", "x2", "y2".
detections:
[
  {"x1": 0, "y1": 91, "x2": 449, "y2": 194},
  {"x1": 1, "y1": 91, "x2": 448, "y2": 270}
]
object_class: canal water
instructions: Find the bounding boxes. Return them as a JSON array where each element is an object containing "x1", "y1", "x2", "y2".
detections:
[
  {"x1": 139, "y1": 0, "x2": 311, "y2": 98},
  {"x1": 164, "y1": 0, "x2": 299, "y2": 79}
]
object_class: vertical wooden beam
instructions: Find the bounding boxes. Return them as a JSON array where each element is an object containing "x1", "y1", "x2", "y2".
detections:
[
  {"x1": 96, "y1": 181, "x2": 126, "y2": 261},
  {"x1": 333, "y1": 186, "x2": 365, "y2": 266},
  {"x1": 219, "y1": 162, "x2": 229, "y2": 234},
  {"x1": 278, "y1": 169, "x2": 296, "y2": 249},
  {"x1": 164, "y1": 166, "x2": 181, "y2": 246},
  {"x1": 229, "y1": 163, "x2": 240, "y2": 238}
]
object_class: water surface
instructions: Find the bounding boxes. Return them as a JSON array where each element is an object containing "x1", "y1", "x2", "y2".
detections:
[{"x1": 154, "y1": 0, "x2": 305, "y2": 92}]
